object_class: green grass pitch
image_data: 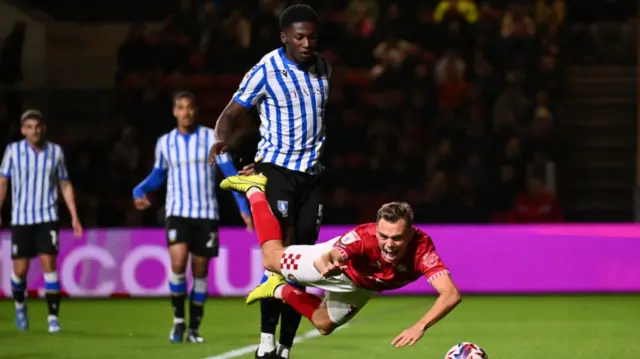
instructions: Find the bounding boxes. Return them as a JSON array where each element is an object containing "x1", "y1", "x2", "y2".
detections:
[{"x1": 2, "y1": 295, "x2": 639, "y2": 359}]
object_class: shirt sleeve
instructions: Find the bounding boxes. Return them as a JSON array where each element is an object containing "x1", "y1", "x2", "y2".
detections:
[
  {"x1": 332, "y1": 230, "x2": 365, "y2": 260},
  {"x1": 153, "y1": 137, "x2": 168, "y2": 170},
  {"x1": 419, "y1": 249, "x2": 450, "y2": 283},
  {"x1": 233, "y1": 63, "x2": 267, "y2": 108},
  {"x1": 0, "y1": 145, "x2": 12, "y2": 178},
  {"x1": 56, "y1": 146, "x2": 69, "y2": 180}
]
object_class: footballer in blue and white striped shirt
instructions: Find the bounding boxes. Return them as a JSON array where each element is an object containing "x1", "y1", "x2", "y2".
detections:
[
  {"x1": 209, "y1": 5, "x2": 331, "y2": 359},
  {"x1": 132, "y1": 91, "x2": 252, "y2": 344},
  {"x1": 0, "y1": 109, "x2": 83, "y2": 334}
]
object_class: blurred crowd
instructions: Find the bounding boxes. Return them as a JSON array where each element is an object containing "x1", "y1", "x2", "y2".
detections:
[{"x1": 0, "y1": 0, "x2": 636, "y2": 227}]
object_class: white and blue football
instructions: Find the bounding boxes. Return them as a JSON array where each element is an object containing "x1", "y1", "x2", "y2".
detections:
[{"x1": 445, "y1": 342, "x2": 488, "y2": 359}]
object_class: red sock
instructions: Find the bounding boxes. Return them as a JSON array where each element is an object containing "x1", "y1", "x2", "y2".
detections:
[
  {"x1": 248, "y1": 191, "x2": 282, "y2": 246},
  {"x1": 281, "y1": 285, "x2": 322, "y2": 321}
]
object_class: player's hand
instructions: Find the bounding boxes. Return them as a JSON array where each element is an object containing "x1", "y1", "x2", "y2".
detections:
[
  {"x1": 391, "y1": 326, "x2": 425, "y2": 348},
  {"x1": 238, "y1": 163, "x2": 256, "y2": 176},
  {"x1": 208, "y1": 142, "x2": 228, "y2": 166},
  {"x1": 320, "y1": 255, "x2": 346, "y2": 278},
  {"x1": 134, "y1": 195, "x2": 151, "y2": 210},
  {"x1": 71, "y1": 217, "x2": 83, "y2": 238},
  {"x1": 241, "y1": 212, "x2": 254, "y2": 233}
]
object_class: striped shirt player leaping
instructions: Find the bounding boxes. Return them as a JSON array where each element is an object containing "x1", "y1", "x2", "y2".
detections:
[
  {"x1": 0, "y1": 109, "x2": 83, "y2": 334},
  {"x1": 208, "y1": 5, "x2": 330, "y2": 359},
  {"x1": 132, "y1": 91, "x2": 252, "y2": 344}
]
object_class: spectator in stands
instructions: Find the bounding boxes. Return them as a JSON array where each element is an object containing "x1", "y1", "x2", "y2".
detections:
[
  {"x1": 510, "y1": 176, "x2": 563, "y2": 222},
  {"x1": 526, "y1": 151, "x2": 556, "y2": 194},
  {"x1": 434, "y1": 49, "x2": 466, "y2": 83},
  {"x1": 105, "y1": 0, "x2": 569, "y2": 227},
  {"x1": 534, "y1": 0, "x2": 565, "y2": 32},
  {"x1": 116, "y1": 23, "x2": 151, "y2": 82},
  {"x1": 345, "y1": 0, "x2": 380, "y2": 38},
  {"x1": 218, "y1": 8, "x2": 252, "y2": 71},
  {"x1": 500, "y1": 3, "x2": 536, "y2": 38},
  {"x1": 433, "y1": 0, "x2": 479, "y2": 24},
  {"x1": 0, "y1": 21, "x2": 25, "y2": 86},
  {"x1": 492, "y1": 73, "x2": 531, "y2": 129},
  {"x1": 371, "y1": 33, "x2": 419, "y2": 79}
]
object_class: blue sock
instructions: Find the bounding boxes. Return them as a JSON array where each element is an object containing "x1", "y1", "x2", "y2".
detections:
[
  {"x1": 189, "y1": 277, "x2": 207, "y2": 330},
  {"x1": 44, "y1": 272, "x2": 60, "y2": 316},
  {"x1": 169, "y1": 272, "x2": 186, "y2": 322}
]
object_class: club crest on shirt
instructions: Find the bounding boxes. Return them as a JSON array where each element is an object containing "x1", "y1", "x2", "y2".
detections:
[
  {"x1": 340, "y1": 231, "x2": 360, "y2": 245},
  {"x1": 422, "y1": 252, "x2": 440, "y2": 269},
  {"x1": 396, "y1": 264, "x2": 407, "y2": 272},
  {"x1": 277, "y1": 200, "x2": 288, "y2": 217}
]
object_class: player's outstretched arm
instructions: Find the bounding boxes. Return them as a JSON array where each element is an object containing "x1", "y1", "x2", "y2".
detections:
[
  {"x1": 210, "y1": 63, "x2": 267, "y2": 165},
  {"x1": 212, "y1": 100, "x2": 251, "y2": 152},
  {"x1": 133, "y1": 139, "x2": 169, "y2": 210},
  {"x1": 391, "y1": 273, "x2": 461, "y2": 348},
  {"x1": 313, "y1": 248, "x2": 347, "y2": 277},
  {"x1": 132, "y1": 168, "x2": 167, "y2": 209}
]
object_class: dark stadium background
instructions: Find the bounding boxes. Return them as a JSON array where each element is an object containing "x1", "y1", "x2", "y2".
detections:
[
  {"x1": 0, "y1": 1, "x2": 638, "y2": 359},
  {"x1": 0, "y1": 0, "x2": 636, "y2": 228}
]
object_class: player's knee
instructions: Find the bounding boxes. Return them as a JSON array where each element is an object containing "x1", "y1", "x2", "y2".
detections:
[
  {"x1": 262, "y1": 252, "x2": 280, "y2": 273},
  {"x1": 311, "y1": 310, "x2": 337, "y2": 335},
  {"x1": 315, "y1": 322, "x2": 336, "y2": 336},
  {"x1": 262, "y1": 247, "x2": 286, "y2": 274}
]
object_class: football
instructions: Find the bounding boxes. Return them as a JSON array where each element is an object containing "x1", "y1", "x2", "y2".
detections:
[{"x1": 444, "y1": 342, "x2": 488, "y2": 359}]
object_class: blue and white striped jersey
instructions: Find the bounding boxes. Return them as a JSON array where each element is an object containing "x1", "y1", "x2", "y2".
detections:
[
  {"x1": 233, "y1": 47, "x2": 332, "y2": 174},
  {"x1": 151, "y1": 125, "x2": 248, "y2": 220},
  {"x1": 0, "y1": 140, "x2": 69, "y2": 225}
]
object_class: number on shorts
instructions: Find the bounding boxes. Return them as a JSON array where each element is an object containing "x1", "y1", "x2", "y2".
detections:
[
  {"x1": 206, "y1": 232, "x2": 217, "y2": 248},
  {"x1": 50, "y1": 230, "x2": 58, "y2": 247}
]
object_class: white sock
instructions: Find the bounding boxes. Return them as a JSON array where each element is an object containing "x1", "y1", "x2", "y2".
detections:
[
  {"x1": 48, "y1": 315, "x2": 58, "y2": 322},
  {"x1": 11, "y1": 272, "x2": 25, "y2": 309},
  {"x1": 277, "y1": 344, "x2": 290, "y2": 359},
  {"x1": 258, "y1": 333, "x2": 275, "y2": 355},
  {"x1": 173, "y1": 317, "x2": 185, "y2": 324},
  {"x1": 273, "y1": 284, "x2": 284, "y2": 300}
]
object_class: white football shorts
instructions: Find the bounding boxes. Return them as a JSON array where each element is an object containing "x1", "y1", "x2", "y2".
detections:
[{"x1": 279, "y1": 236, "x2": 373, "y2": 326}]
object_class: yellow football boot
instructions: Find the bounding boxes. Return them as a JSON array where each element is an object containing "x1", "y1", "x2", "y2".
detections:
[
  {"x1": 220, "y1": 173, "x2": 267, "y2": 193},
  {"x1": 246, "y1": 273, "x2": 286, "y2": 305}
]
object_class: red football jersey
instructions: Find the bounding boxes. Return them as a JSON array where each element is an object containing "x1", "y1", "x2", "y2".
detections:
[{"x1": 332, "y1": 223, "x2": 450, "y2": 292}]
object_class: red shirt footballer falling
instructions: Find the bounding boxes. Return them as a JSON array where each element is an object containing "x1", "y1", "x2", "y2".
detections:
[{"x1": 332, "y1": 223, "x2": 450, "y2": 292}]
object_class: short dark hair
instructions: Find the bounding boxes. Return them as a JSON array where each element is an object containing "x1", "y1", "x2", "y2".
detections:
[
  {"x1": 279, "y1": 4, "x2": 319, "y2": 30},
  {"x1": 20, "y1": 109, "x2": 44, "y2": 124},
  {"x1": 376, "y1": 202, "x2": 414, "y2": 229},
  {"x1": 173, "y1": 91, "x2": 196, "y2": 105}
]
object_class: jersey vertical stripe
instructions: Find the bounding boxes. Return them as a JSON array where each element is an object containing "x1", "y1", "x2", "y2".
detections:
[
  {"x1": 232, "y1": 47, "x2": 331, "y2": 173},
  {"x1": 0, "y1": 141, "x2": 68, "y2": 225},
  {"x1": 154, "y1": 126, "x2": 227, "y2": 219}
]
